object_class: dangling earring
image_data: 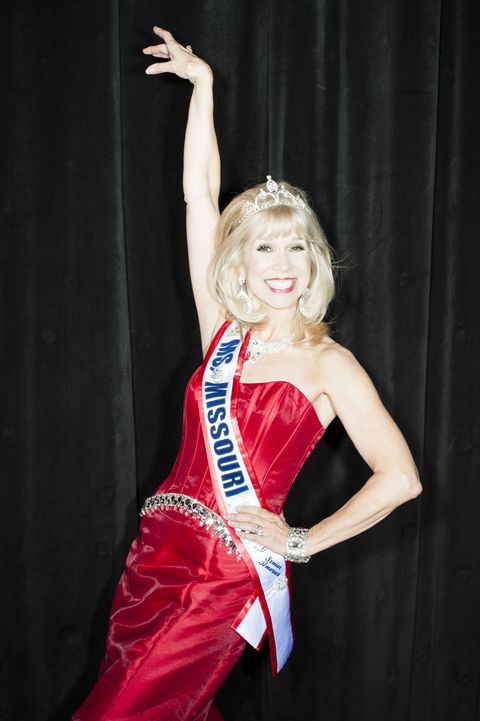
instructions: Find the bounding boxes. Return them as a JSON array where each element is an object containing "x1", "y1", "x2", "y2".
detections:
[
  {"x1": 299, "y1": 288, "x2": 315, "y2": 319},
  {"x1": 237, "y1": 276, "x2": 252, "y2": 313}
]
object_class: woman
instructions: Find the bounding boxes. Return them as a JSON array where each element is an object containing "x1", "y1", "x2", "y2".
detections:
[{"x1": 73, "y1": 26, "x2": 422, "y2": 721}]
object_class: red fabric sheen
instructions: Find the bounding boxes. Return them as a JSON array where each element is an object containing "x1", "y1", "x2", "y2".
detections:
[{"x1": 72, "y1": 354, "x2": 324, "y2": 721}]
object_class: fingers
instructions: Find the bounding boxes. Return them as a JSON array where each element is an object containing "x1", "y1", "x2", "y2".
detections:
[
  {"x1": 227, "y1": 507, "x2": 280, "y2": 524},
  {"x1": 145, "y1": 61, "x2": 174, "y2": 75},
  {"x1": 152, "y1": 26, "x2": 188, "y2": 54},
  {"x1": 152, "y1": 25, "x2": 175, "y2": 44},
  {"x1": 144, "y1": 27, "x2": 197, "y2": 77},
  {"x1": 142, "y1": 43, "x2": 169, "y2": 57},
  {"x1": 231, "y1": 511, "x2": 288, "y2": 556},
  {"x1": 234, "y1": 524, "x2": 267, "y2": 542},
  {"x1": 150, "y1": 25, "x2": 192, "y2": 55},
  {"x1": 235, "y1": 530, "x2": 266, "y2": 543},
  {"x1": 227, "y1": 508, "x2": 286, "y2": 539},
  {"x1": 232, "y1": 522, "x2": 262, "y2": 535}
]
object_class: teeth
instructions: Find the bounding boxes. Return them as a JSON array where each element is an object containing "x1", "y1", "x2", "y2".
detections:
[{"x1": 265, "y1": 279, "x2": 295, "y2": 290}]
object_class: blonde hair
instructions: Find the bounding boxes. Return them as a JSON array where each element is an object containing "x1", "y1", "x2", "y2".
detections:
[{"x1": 209, "y1": 180, "x2": 336, "y2": 345}]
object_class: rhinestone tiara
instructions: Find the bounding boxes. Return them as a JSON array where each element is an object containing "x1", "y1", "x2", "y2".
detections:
[{"x1": 237, "y1": 175, "x2": 311, "y2": 225}]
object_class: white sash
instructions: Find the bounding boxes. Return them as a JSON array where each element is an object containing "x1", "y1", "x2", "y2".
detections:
[{"x1": 198, "y1": 320, "x2": 293, "y2": 675}]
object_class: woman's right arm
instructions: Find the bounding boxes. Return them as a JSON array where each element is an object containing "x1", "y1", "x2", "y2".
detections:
[{"x1": 143, "y1": 27, "x2": 222, "y2": 347}]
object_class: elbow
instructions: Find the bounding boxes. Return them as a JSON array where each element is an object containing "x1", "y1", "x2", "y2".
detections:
[
  {"x1": 399, "y1": 466, "x2": 423, "y2": 501},
  {"x1": 411, "y1": 478, "x2": 423, "y2": 498},
  {"x1": 183, "y1": 191, "x2": 218, "y2": 208},
  {"x1": 376, "y1": 466, "x2": 422, "y2": 505}
]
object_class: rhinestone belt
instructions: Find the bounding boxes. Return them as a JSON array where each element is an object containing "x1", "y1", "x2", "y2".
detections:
[{"x1": 140, "y1": 492, "x2": 241, "y2": 559}]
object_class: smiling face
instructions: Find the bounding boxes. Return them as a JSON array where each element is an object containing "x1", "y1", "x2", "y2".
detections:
[
  {"x1": 210, "y1": 184, "x2": 335, "y2": 341},
  {"x1": 240, "y1": 228, "x2": 312, "y2": 314}
]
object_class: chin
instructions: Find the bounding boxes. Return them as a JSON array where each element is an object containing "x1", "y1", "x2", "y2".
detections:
[{"x1": 257, "y1": 297, "x2": 301, "y2": 312}]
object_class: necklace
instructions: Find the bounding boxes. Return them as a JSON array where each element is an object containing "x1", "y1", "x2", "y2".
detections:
[{"x1": 245, "y1": 331, "x2": 293, "y2": 364}]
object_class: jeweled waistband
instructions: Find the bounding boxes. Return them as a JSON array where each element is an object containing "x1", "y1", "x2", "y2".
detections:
[{"x1": 140, "y1": 492, "x2": 240, "y2": 559}]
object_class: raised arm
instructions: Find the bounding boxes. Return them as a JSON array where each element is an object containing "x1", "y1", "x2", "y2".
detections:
[{"x1": 143, "y1": 27, "x2": 222, "y2": 347}]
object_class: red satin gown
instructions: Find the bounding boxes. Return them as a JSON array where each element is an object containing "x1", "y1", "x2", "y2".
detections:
[{"x1": 72, "y1": 326, "x2": 325, "y2": 721}]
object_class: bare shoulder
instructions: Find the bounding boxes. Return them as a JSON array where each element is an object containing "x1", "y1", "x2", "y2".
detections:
[
  {"x1": 310, "y1": 336, "x2": 376, "y2": 396},
  {"x1": 313, "y1": 336, "x2": 359, "y2": 371}
]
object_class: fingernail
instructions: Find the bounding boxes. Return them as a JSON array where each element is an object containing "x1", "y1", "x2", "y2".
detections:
[{"x1": 145, "y1": 68, "x2": 152, "y2": 74}]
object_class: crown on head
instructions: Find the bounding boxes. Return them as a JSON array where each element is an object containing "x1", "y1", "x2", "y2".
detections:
[{"x1": 237, "y1": 175, "x2": 311, "y2": 225}]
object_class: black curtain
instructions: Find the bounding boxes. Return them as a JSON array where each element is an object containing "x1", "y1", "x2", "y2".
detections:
[{"x1": 1, "y1": 1, "x2": 479, "y2": 720}]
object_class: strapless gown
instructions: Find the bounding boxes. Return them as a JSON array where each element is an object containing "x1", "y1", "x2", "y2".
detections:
[{"x1": 72, "y1": 323, "x2": 325, "y2": 721}]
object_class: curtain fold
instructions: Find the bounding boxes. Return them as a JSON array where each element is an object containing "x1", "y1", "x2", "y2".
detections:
[
  {"x1": 0, "y1": 2, "x2": 137, "y2": 718},
  {"x1": 409, "y1": 1, "x2": 480, "y2": 717}
]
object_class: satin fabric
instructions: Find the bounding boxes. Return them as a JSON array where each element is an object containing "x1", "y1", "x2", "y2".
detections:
[{"x1": 72, "y1": 340, "x2": 324, "y2": 721}]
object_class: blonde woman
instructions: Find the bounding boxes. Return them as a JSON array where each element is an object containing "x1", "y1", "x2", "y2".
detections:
[{"x1": 73, "y1": 26, "x2": 422, "y2": 721}]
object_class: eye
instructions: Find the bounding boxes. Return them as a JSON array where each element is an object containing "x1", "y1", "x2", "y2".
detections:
[
  {"x1": 291, "y1": 243, "x2": 307, "y2": 252},
  {"x1": 256, "y1": 243, "x2": 272, "y2": 252}
]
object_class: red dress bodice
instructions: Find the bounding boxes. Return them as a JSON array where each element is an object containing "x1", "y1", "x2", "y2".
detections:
[{"x1": 159, "y1": 366, "x2": 325, "y2": 514}]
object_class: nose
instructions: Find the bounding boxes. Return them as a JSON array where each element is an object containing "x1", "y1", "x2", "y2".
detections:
[{"x1": 272, "y1": 248, "x2": 292, "y2": 272}]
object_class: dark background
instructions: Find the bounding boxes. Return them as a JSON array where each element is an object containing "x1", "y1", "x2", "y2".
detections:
[{"x1": 1, "y1": 1, "x2": 479, "y2": 719}]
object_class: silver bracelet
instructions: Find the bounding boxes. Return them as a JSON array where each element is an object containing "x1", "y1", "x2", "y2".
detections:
[{"x1": 284, "y1": 527, "x2": 311, "y2": 563}]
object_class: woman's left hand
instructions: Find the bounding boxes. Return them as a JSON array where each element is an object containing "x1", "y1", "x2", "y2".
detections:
[{"x1": 226, "y1": 507, "x2": 289, "y2": 556}]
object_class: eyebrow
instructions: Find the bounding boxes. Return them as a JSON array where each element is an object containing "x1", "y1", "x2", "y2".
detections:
[{"x1": 253, "y1": 236, "x2": 306, "y2": 242}]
